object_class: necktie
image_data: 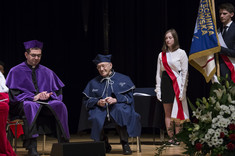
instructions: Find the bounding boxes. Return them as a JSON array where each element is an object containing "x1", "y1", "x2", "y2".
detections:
[{"x1": 222, "y1": 26, "x2": 228, "y2": 39}]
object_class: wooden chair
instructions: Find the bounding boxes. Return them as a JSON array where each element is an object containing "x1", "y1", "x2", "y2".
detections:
[
  {"x1": 131, "y1": 136, "x2": 141, "y2": 152},
  {"x1": 6, "y1": 118, "x2": 47, "y2": 154},
  {"x1": 6, "y1": 119, "x2": 24, "y2": 153}
]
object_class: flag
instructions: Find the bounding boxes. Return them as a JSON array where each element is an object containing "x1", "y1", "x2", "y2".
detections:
[{"x1": 189, "y1": 0, "x2": 220, "y2": 83}]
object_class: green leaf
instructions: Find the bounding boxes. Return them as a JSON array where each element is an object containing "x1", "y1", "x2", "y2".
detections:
[{"x1": 188, "y1": 98, "x2": 196, "y2": 111}]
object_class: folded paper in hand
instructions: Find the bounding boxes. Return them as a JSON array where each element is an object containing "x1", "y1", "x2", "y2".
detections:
[
  {"x1": 36, "y1": 101, "x2": 49, "y2": 105},
  {"x1": 133, "y1": 93, "x2": 151, "y2": 96}
]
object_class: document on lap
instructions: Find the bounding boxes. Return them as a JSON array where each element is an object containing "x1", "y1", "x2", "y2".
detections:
[{"x1": 36, "y1": 101, "x2": 49, "y2": 105}]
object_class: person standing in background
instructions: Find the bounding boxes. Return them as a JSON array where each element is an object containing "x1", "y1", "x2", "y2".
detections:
[
  {"x1": 155, "y1": 29, "x2": 189, "y2": 145},
  {"x1": 217, "y1": 3, "x2": 235, "y2": 81}
]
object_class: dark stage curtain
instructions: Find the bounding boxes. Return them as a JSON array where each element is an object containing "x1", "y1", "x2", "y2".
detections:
[{"x1": 0, "y1": 0, "x2": 234, "y2": 134}]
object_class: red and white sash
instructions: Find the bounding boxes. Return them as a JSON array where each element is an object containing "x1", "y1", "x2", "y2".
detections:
[
  {"x1": 220, "y1": 55, "x2": 235, "y2": 82},
  {"x1": 218, "y1": 32, "x2": 235, "y2": 83},
  {"x1": 162, "y1": 52, "x2": 189, "y2": 121}
]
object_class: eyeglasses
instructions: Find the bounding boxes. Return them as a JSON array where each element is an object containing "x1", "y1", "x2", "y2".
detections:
[
  {"x1": 29, "y1": 54, "x2": 42, "y2": 58},
  {"x1": 97, "y1": 63, "x2": 110, "y2": 70}
]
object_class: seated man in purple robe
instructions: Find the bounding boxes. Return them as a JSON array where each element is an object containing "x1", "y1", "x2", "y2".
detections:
[
  {"x1": 6, "y1": 40, "x2": 70, "y2": 156},
  {"x1": 83, "y1": 54, "x2": 141, "y2": 155}
]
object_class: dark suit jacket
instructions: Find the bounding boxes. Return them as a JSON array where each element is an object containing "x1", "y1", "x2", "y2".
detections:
[{"x1": 219, "y1": 21, "x2": 235, "y2": 80}]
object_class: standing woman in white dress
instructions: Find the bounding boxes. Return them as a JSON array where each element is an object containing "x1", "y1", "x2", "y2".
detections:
[{"x1": 155, "y1": 29, "x2": 189, "y2": 145}]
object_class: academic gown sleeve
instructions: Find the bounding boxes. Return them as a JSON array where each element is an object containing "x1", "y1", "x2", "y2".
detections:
[
  {"x1": 179, "y1": 50, "x2": 188, "y2": 97},
  {"x1": 113, "y1": 89, "x2": 134, "y2": 104},
  {"x1": 83, "y1": 88, "x2": 134, "y2": 109},
  {"x1": 84, "y1": 97, "x2": 99, "y2": 109},
  {"x1": 155, "y1": 52, "x2": 162, "y2": 98},
  {"x1": 9, "y1": 89, "x2": 34, "y2": 103},
  {"x1": 220, "y1": 46, "x2": 235, "y2": 57},
  {"x1": 82, "y1": 77, "x2": 100, "y2": 109},
  {"x1": 111, "y1": 73, "x2": 135, "y2": 105}
]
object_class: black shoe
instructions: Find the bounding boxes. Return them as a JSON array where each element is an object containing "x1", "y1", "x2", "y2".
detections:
[
  {"x1": 28, "y1": 147, "x2": 39, "y2": 156},
  {"x1": 102, "y1": 135, "x2": 112, "y2": 153},
  {"x1": 122, "y1": 143, "x2": 132, "y2": 155},
  {"x1": 58, "y1": 137, "x2": 69, "y2": 143},
  {"x1": 105, "y1": 142, "x2": 112, "y2": 153}
]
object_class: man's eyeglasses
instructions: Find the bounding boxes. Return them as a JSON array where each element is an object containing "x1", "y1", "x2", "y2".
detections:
[
  {"x1": 29, "y1": 54, "x2": 42, "y2": 58},
  {"x1": 97, "y1": 63, "x2": 110, "y2": 70}
]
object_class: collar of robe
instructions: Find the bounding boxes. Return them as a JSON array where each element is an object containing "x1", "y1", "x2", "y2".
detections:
[
  {"x1": 100, "y1": 70, "x2": 115, "y2": 83},
  {"x1": 25, "y1": 61, "x2": 39, "y2": 70}
]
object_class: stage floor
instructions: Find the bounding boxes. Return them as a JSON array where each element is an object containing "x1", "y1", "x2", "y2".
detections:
[{"x1": 14, "y1": 132, "x2": 185, "y2": 156}]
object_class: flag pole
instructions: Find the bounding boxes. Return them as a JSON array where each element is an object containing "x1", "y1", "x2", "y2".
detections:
[
  {"x1": 211, "y1": 0, "x2": 220, "y2": 77},
  {"x1": 216, "y1": 53, "x2": 220, "y2": 77}
]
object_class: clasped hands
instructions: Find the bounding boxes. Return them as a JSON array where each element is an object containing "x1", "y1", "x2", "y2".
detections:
[
  {"x1": 33, "y1": 91, "x2": 53, "y2": 101},
  {"x1": 97, "y1": 97, "x2": 117, "y2": 107}
]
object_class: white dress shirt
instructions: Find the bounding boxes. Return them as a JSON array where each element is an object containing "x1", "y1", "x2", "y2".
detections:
[
  {"x1": 223, "y1": 21, "x2": 233, "y2": 33},
  {"x1": 0, "y1": 72, "x2": 9, "y2": 93},
  {"x1": 155, "y1": 48, "x2": 188, "y2": 99}
]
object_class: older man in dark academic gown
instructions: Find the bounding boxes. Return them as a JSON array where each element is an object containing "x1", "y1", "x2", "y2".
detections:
[
  {"x1": 83, "y1": 54, "x2": 141, "y2": 155},
  {"x1": 6, "y1": 40, "x2": 70, "y2": 156}
]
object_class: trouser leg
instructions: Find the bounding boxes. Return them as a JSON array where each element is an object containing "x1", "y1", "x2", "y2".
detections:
[
  {"x1": 99, "y1": 117, "x2": 113, "y2": 153},
  {"x1": 22, "y1": 116, "x2": 39, "y2": 150},
  {"x1": 56, "y1": 122, "x2": 69, "y2": 143},
  {"x1": 100, "y1": 129, "x2": 112, "y2": 153},
  {"x1": 27, "y1": 138, "x2": 39, "y2": 156},
  {"x1": 23, "y1": 136, "x2": 38, "y2": 150},
  {"x1": 40, "y1": 105, "x2": 69, "y2": 143},
  {"x1": 115, "y1": 125, "x2": 129, "y2": 144},
  {"x1": 100, "y1": 117, "x2": 111, "y2": 142},
  {"x1": 116, "y1": 125, "x2": 132, "y2": 155}
]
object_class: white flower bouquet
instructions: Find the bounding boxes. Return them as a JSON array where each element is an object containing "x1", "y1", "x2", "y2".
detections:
[{"x1": 177, "y1": 77, "x2": 235, "y2": 156}]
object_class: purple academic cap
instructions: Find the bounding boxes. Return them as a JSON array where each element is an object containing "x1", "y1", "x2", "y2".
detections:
[
  {"x1": 93, "y1": 54, "x2": 112, "y2": 65},
  {"x1": 23, "y1": 40, "x2": 43, "y2": 50}
]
